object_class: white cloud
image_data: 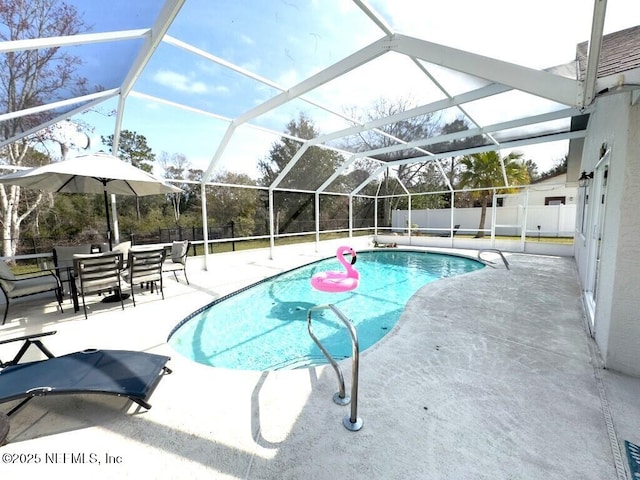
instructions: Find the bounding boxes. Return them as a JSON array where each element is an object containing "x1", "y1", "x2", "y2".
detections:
[
  {"x1": 239, "y1": 34, "x2": 254, "y2": 46},
  {"x1": 153, "y1": 69, "x2": 209, "y2": 94}
]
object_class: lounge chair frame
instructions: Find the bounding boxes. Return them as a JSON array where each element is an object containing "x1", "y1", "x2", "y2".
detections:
[{"x1": 0, "y1": 331, "x2": 171, "y2": 417}]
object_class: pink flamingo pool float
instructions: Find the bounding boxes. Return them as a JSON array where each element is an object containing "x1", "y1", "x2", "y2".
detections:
[{"x1": 310, "y1": 246, "x2": 359, "y2": 293}]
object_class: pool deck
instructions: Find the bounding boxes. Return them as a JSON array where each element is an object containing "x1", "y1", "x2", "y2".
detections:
[{"x1": 0, "y1": 238, "x2": 639, "y2": 479}]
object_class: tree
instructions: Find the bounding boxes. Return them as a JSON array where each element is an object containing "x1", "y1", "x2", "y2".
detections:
[
  {"x1": 0, "y1": 0, "x2": 90, "y2": 256},
  {"x1": 101, "y1": 130, "x2": 155, "y2": 172},
  {"x1": 257, "y1": 113, "x2": 344, "y2": 234},
  {"x1": 102, "y1": 130, "x2": 156, "y2": 220},
  {"x1": 458, "y1": 151, "x2": 530, "y2": 238},
  {"x1": 207, "y1": 171, "x2": 258, "y2": 237},
  {"x1": 524, "y1": 159, "x2": 540, "y2": 182},
  {"x1": 341, "y1": 97, "x2": 442, "y2": 225},
  {"x1": 538, "y1": 154, "x2": 568, "y2": 180},
  {"x1": 158, "y1": 151, "x2": 200, "y2": 225},
  {"x1": 431, "y1": 117, "x2": 486, "y2": 207}
]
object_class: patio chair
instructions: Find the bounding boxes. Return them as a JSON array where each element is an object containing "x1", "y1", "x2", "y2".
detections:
[
  {"x1": 111, "y1": 240, "x2": 132, "y2": 268},
  {"x1": 52, "y1": 244, "x2": 92, "y2": 301},
  {"x1": 91, "y1": 242, "x2": 110, "y2": 253},
  {"x1": 73, "y1": 252, "x2": 125, "y2": 319},
  {"x1": 0, "y1": 331, "x2": 171, "y2": 417},
  {"x1": 122, "y1": 247, "x2": 166, "y2": 306},
  {"x1": 0, "y1": 260, "x2": 63, "y2": 325},
  {"x1": 162, "y1": 240, "x2": 190, "y2": 285},
  {"x1": 437, "y1": 224, "x2": 460, "y2": 237}
]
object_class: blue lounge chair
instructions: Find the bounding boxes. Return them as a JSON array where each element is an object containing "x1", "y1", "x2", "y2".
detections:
[{"x1": 0, "y1": 331, "x2": 171, "y2": 416}]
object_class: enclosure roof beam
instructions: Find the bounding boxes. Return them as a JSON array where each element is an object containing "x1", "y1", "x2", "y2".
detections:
[
  {"x1": 164, "y1": 34, "x2": 378, "y2": 132},
  {"x1": 316, "y1": 154, "x2": 387, "y2": 195},
  {"x1": 165, "y1": 34, "x2": 403, "y2": 188},
  {"x1": 113, "y1": 0, "x2": 185, "y2": 152},
  {"x1": 0, "y1": 29, "x2": 150, "y2": 53},
  {"x1": 203, "y1": 36, "x2": 391, "y2": 182},
  {"x1": 582, "y1": 0, "x2": 607, "y2": 107},
  {"x1": 0, "y1": 94, "x2": 116, "y2": 150},
  {"x1": 392, "y1": 34, "x2": 584, "y2": 108},
  {"x1": 300, "y1": 82, "x2": 511, "y2": 150},
  {"x1": 234, "y1": 36, "x2": 391, "y2": 126},
  {"x1": 354, "y1": 0, "x2": 496, "y2": 181},
  {"x1": 0, "y1": 89, "x2": 120, "y2": 124},
  {"x1": 348, "y1": 129, "x2": 586, "y2": 197},
  {"x1": 355, "y1": 107, "x2": 584, "y2": 159},
  {"x1": 351, "y1": 164, "x2": 387, "y2": 196},
  {"x1": 353, "y1": 0, "x2": 394, "y2": 35},
  {"x1": 385, "y1": 130, "x2": 587, "y2": 169}
]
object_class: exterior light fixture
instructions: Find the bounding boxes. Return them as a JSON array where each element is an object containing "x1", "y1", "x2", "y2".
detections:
[
  {"x1": 578, "y1": 171, "x2": 594, "y2": 187},
  {"x1": 600, "y1": 142, "x2": 608, "y2": 159}
]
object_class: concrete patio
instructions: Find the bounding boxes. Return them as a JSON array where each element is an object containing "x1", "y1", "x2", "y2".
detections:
[{"x1": 0, "y1": 239, "x2": 639, "y2": 479}]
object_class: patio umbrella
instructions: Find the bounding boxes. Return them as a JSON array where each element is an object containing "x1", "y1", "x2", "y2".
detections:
[{"x1": 0, "y1": 152, "x2": 182, "y2": 250}]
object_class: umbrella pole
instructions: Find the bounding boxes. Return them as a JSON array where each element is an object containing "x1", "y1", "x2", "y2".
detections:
[
  {"x1": 103, "y1": 183, "x2": 113, "y2": 251},
  {"x1": 100, "y1": 181, "x2": 129, "y2": 302}
]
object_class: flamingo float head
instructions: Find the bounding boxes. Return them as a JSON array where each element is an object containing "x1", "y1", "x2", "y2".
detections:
[
  {"x1": 337, "y1": 246, "x2": 358, "y2": 278},
  {"x1": 310, "y1": 246, "x2": 359, "y2": 292}
]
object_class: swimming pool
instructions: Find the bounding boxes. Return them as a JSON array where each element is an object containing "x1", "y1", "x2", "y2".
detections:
[{"x1": 168, "y1": 250, "x2": 484, "y2": 371}]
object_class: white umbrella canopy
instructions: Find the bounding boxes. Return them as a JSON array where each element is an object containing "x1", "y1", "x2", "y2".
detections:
[
  {"x1": 0, "y1": 152, "x2": 182, "y2": 248},
  {"x1": 0, "y1": 152, "x2": 182, "y2": 196}
]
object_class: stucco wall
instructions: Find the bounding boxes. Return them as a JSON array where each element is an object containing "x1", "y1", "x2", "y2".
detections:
[
  {"x1": 603, "y1": 96, "x2": 640, "y2": 375},
  {"x1": 580, "y1": 91, "x2": 640, "y2": 376}
]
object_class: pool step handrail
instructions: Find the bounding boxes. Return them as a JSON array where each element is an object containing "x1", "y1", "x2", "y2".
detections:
[
  {"x1": 307, "y1": 304, "x2": 363, "y2": 432},
  {"x1": 477, "y1": 249, "x2": 510, "y2": 270}
]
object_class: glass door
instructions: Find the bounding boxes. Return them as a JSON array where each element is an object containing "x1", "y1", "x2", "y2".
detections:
[{"x1": 584, "y1": 152, "x2": 610, "y2": 330}]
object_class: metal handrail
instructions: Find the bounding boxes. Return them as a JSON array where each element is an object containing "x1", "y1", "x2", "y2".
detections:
[
  {"x1": 307, "y1": 304, "x2": 363, "y2": 431},
  {"x1": 478, "y1": 249, "x2": 510, "y2": 270}
]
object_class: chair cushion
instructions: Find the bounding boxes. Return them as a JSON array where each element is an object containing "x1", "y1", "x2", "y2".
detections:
[
  {"x1": 122, "y1": 272, "x2": 160, "y2": 284},
  {"x1": 171, "y1": 241, "x2": 188, "y2": 264},
  {"x1": 0, "y1": 261, "x2": 16, "y2": 292},
  {"x1": 77, "y1": 277, "x2": 121, "y2": 291},
  {"x1": 8, "y1": 274, "x2": 59, "y2": 298},
  {"x1": 162, "y1": 262, "x2": 184, "y2": 273},
  {"x1": 0, "y1": 261, "x2": 16, "y2": 281}
]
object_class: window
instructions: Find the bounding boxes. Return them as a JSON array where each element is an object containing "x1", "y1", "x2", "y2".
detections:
[
  {"x1": 579, "y1": 189, "x2": 589, "y2": 236},
  {"x1": 545, "y1": 196, "x2": 565, "y2": 205}
]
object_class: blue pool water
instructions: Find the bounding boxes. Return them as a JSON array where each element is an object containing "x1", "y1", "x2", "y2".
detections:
[{"x1": 168, "y1": 250, "x2": 484, "y2": 371}]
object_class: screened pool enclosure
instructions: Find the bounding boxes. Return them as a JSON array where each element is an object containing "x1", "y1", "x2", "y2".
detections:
[{"x1": 1, "y1": 0, "x2": 637, "y2": 260}]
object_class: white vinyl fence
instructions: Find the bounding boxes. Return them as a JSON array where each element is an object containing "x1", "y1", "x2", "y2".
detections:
[{"x1": 392, "y1": 204, "x2": 576, "y2": 237}]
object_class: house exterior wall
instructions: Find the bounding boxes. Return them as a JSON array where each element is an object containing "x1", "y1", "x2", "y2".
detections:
[
  {"x1": 502, "y1": 175, "x2": 577, "y2": 207},
  {"x1": 608, "y1": 97, "x2": 640, "y2": 375},
  {"x1": 577, "y1": 91, "x2": 640, "y2": 376}
]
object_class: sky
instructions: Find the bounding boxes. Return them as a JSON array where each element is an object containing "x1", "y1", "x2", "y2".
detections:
[{"x1": 58, "y1": 0, "x2": 640, "y2": 182}]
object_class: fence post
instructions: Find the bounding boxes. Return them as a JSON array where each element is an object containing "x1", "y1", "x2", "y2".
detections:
[{"x1": 229, "y1": 221, "x2": 235, "y2": 251}]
